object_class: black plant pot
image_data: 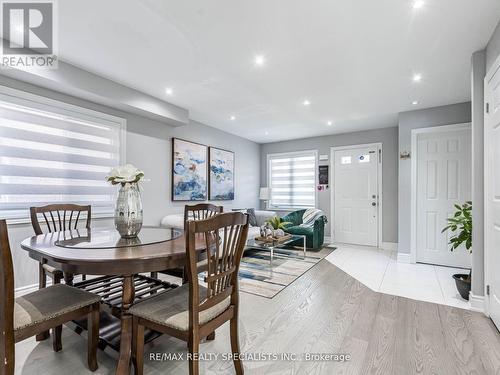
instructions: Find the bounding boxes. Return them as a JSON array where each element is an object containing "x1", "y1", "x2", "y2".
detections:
[{"x1": 453, "y1": 274, "x2": 471, "y2": 300}]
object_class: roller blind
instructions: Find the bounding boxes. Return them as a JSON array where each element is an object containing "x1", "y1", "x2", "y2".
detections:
[
  {"x1": 268, "y1": 151, "x2": 317, "y2": 209},
  {"x1": 0, "y1": 87, "x2": 125, "y2": 222}
]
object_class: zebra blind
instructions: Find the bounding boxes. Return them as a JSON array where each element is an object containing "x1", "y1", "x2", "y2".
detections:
[
  {"x1": 268, "y1": 151, "x2": 317, "y2": 209},
  {"x1": 0, "y1": 87, "x2": 125, "y2": 221}
]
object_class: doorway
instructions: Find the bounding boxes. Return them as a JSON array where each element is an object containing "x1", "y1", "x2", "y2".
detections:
[
  {"x1": 485, "y1": 55, "x2": 500, "y2": 330},
  {"x1": 330, "y1": 143, "x2": 382, "y2": 247},
  {"x1": 411, "y1": 123, "x2": 472, "y2": 268}
]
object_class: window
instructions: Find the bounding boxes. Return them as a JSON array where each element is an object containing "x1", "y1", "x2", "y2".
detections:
[
  {"x1": 358, "y1": 154, "x2": 370, "y2": 163},
  {"x1": 341, "y1": 156, "x2": 352, "y2": 164},
  {"x1": 0, "y1": 86, "x2": 125, "y2": 222},
  {"x1": 267, "y1": 151, "x2": 317, "y2": 209}
]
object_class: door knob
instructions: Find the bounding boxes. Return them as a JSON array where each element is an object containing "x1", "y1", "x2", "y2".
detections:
[{"x1": 371, "y1": 202, "x2": 377, "y2": 207}]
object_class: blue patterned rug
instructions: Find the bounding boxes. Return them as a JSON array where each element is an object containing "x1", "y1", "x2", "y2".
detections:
[{"x1": 238, "y1": 246, "x2": 335, "y2": 298}]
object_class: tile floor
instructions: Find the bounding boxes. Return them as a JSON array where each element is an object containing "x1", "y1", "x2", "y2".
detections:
[{"x1": 325, "y1": 243, "x2": 471, "y2": 310}]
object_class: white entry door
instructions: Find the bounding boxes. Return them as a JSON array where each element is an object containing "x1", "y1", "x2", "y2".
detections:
[
  {"x1": 333, "y1": 146, "x2": 379, "y2": 246},
  {"x1": 415, "y1": 128, "x2": 471, "y2": 267},
  {"x1": 485, "y1": 59, "x2": 500, "y2": 330}
]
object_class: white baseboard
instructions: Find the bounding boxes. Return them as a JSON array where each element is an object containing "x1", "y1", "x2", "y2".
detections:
[
  {"x1": 397, "y1": 253, "x2": 411, "y2": 263},
  {"x1": 15, "y1": 283, "x2": 41, "y2": 298},
  {"x1": 469, "y1": 292, "x2": 485, "y2": 313},
  {"x1": 324, "y1": 236, "x2": 332, "y2": 243},
  {"x1": 381, "y1": 242, "x2": 398, "y2": 251}
]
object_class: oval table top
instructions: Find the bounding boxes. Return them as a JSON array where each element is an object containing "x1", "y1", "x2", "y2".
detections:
[{"x1": 20, "y1": 227, "x2": 207, "y2": 275}]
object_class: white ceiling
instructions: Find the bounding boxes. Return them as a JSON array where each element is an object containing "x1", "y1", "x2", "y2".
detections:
[{"x1": 58, "y1": 0, "x2": 500, "y2": 143}]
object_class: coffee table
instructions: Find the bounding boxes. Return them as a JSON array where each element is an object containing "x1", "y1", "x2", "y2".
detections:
[{"x1": 246, "y1": 234, "x2": 307, "y2": 265}]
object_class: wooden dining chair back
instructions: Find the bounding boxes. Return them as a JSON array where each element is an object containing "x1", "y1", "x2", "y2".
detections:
[
  {"x1": 156, "y1": 204, "x2": 223, "y2": 282},
  {"x1": 0, "y1": 219, "x2": 101, "y2": 375},
  {"x1": 183, "y1": 203, "x2": 223, "y2": 231},
  {"x1": 0, "y1": 219, "x2": 15, "y2": 375},
  {"x1": 130, "y1": 212, "x2": 249, "y2": 375},
  {"x1": 30, "y1": 204, "x2": 92, "y2": 341},
  {"x1": 186, "y1": 211, "x2": 248, "y2": 313},
  {"x1": 30, "y1": 204, "x2": 91, "y2": 235}
]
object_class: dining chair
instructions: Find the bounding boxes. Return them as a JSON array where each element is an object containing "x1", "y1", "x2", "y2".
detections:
[
  {"x1": 130, "y1": 212, "x2": 249, "y2": 375},
  {"x1": 183, "y1": 204, "x2": 224, "y2": 230},
  {"x1": 30, "y1": 204, "x2": 92, "y2": 283},
  {"x1": 0, "y1": 219, "x2": 101, "y2": 374},
  {"x1": 155, "y1": 204, "x2": 223, "y2": 281},
  {"x1": 30, "y1": 204, "x2": 91, "y2": 341}
]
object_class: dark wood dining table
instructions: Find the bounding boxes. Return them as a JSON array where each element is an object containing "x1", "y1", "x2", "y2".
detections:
[{"x1": 20, "y1": 226, "x2": 207, "y2": 375}]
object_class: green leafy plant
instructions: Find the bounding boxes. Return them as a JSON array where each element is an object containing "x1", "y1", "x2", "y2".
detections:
[
  {"x1": 441, "y1": 201, "x2": 472, "y2": 253},
  {"x1": 266, "y1": 216, "x2": 292, "y2": 230}
]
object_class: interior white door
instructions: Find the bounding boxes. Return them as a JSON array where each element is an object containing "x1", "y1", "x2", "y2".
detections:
[
  {"x1": 485, "y1": 60, "x2": 500, "y2": 330},
  {"x1": 416, "y1": 128, "x2": 471, "y2": 267},
  {"x1": 334, "y1": 147, "x2": 378, "y2": 246}
]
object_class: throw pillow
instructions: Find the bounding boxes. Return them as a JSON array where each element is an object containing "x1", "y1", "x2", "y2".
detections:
[{"x1": 246, "y1": 208, "x2": 258, "y2": 227}]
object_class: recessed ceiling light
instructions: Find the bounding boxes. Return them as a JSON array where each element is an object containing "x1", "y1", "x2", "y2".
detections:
[
  {"x1": 412, "y1": 100, "x2": 419, "y2": 105},
  {"x1": 265, "y1": 131, "x2": 269, "y2": 135},
  {"x1": 165, "y1": 87, "x2": 173, "y2": 95},
  {"x1": 412, "y1": 0, "x2": 424, "y2": 9},
  {"x1": 254, "y1": 55, "x2": 265, "y2": 67},
  {"x1": 302, "y1": 99, "x2": 311, "y2": 106},
  {"x1": 327, "y1": 121, "x2": 333, "y2": 126},
  {"x1": 413, "y1": 74, "x2": 422, "y2": 82},
  {"x1": 230, "y1": 115, "x2": 236, "y2": 121}
]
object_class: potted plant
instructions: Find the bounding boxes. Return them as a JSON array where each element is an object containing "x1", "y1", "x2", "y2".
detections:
[
  {"x1": 265, "y1": 216, "x2": 292, "y2": 237},
  {"x1": 441, "y1": 201, "x2": 472, "y2": 300}
]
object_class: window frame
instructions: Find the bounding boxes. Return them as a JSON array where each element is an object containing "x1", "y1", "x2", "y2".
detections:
[
  {"x1": 266, "y1": 149, "x2": 318, "y2": 210},
  {"x1": 0, "y1": 85, "x2": 127, "y2": 224}
]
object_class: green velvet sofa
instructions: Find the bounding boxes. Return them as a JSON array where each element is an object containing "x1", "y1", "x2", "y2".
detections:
[{"x1": 281, "y1": 209, "x2": 326, "y2": 250}]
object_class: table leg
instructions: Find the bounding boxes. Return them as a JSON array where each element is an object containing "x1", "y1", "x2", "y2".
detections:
[
  {"x1": 303, "y1": 236, "x2": 307, "y2": 259},
  {"x1": 116, "y1": 275, "x2": 135, "y2": 375},
  {"x1": 64, "y1": 272, "x2": 74, "y2": 286},
  {"x1": 270, "y1": 247, "x2": 274, "y2": 266}
]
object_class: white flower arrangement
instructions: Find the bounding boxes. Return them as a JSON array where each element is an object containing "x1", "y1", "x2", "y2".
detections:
[{"x1": 106, "y1": 164, "x2": 145, "y2": 186}]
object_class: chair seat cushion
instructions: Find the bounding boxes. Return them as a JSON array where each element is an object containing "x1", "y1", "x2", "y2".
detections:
[
  {"x1": 130, "y1": 284, "x2": 231, "y2": 331},
  {"x1": 284, "y1": 225, "x2": 313, "y2": 236},
  {"x1": 14, "y1": 284, "x2": 100, "y2": 331}
]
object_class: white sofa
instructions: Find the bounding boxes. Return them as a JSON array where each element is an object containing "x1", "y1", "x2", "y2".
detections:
[{"x1": 160, "y1": 210, "x2": 277, "y2": 240}]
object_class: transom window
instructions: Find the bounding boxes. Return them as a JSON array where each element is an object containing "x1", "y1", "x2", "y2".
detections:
[
  {"x1": 267, "y1": 151, "x2": 317, "y2": 209},
  {"x1": 0, "y1": 86, "x2": 125, "y2": 222}
]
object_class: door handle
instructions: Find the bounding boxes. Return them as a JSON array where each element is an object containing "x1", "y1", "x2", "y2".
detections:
[{"x1": 371, "y1": 202, "x2": 377, "y2": 207}]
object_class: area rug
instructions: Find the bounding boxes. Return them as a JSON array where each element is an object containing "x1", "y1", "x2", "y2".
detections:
[{"x1": 238, "y1": 246, "x2": 335, "y2": 298}]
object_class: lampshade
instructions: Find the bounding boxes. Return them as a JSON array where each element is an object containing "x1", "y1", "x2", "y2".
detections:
[{"x1": 259, "y1": 187, "x2": 271, "y2": 200}]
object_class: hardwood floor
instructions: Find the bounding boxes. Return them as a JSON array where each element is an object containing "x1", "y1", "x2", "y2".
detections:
[{"x1": 15, "y1": 260, "x2": 500, "y2": 374}]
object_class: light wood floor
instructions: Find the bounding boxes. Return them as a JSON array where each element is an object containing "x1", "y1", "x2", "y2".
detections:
[{"x1": 15, "y1": 260, "x2": 500, "y2": 374}]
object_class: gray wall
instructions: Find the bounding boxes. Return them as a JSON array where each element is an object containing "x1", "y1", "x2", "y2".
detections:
[
  {"x1": 397, "y1": 102, "x2": 472, "y2": 254},
  {"x1": 0, "y1": 75, "x2": 260, "y2": 290},
  {"x1": 260, "y1": 127, "x2": 399, "y2": 243},
  {"x1": 471, "y1": 50, "x2": 486, "y2": 297},
  {"x1": 486, "y1": 20, "x2": 500, "y2": 74}
]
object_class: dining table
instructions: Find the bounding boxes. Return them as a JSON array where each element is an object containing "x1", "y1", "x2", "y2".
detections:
[{"x1": 20, "y1": 226, "x2": 207, "y2": 375}]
